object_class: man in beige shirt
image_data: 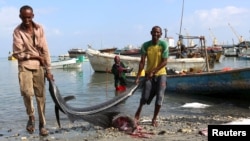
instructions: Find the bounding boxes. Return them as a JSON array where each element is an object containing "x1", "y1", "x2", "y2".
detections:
[{"x1": 12, "y1": 5, "x2": 54, "y2": 136}]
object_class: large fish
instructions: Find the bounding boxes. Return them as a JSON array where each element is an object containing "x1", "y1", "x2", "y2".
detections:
[{"x1": 48, "y1": 79, "x2": 139, "y2": 128}]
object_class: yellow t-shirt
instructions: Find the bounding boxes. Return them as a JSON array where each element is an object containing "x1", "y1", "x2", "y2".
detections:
[{"x1": 141, "y1": 40, "x2": 169, "y2": 76}]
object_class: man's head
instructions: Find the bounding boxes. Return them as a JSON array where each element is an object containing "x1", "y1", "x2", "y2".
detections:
[
  {"x1": 151, "y1": 26, "x2": 162, "y2": 41},
  {"x1": 19, "y1": 5, "x2": 34, "y2": 27},
  {"x1": 114, "y1": 55, "x2": 120, "y2": 63}
]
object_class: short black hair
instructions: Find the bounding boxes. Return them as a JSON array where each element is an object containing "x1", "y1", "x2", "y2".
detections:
[
  {"x1": 20, "y1": 5, "x2": 33, "y2": 13},
  {"x1": 152, "y1": 26, "x2": 162, "y2": 32}
]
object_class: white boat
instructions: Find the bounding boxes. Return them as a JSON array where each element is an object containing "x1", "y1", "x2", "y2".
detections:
[
  {"x1": 86, "y1": 47, "x2": 206, "y2": 73},
  {"x1": 51, "y1": 57, "x2": 83, "y2": 69},
  {"x1": 238, "y1": 48, "x2": 250, "y2": 60},
  {"x1": 223, "y1": 47, "x2": 239, "y2": 57},
  {"x1": 68, "y1": 47, "x2": 117, "y2": 58},
  {"x1": 58, "y1": 54, "x2": 71, "y2": 61}
]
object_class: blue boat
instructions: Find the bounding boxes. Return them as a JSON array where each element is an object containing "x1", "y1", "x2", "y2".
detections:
[
  {"x1": 126, "y1": 67, "x2": 250, "y2": 96},
  {"x1": 125, "y1": 35, "x2": 250, "y2": 97}
]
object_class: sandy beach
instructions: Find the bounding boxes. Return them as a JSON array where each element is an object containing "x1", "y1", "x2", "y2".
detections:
[{"x1": 2, "y1": 113, "x2": 248, "y2": 141}]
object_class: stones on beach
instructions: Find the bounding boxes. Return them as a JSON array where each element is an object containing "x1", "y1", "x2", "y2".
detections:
[
  {"x1": 177, "y1": 128, "x2": 192, "y2": 133},
  {"x1": 158, "y1": 130, "x2": 167, "y2": 135},
  {"x1": 21, "y1": 136, "x2": 27, "y2": 140}
]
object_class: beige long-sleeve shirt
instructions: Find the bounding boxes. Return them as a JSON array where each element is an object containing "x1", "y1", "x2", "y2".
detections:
[{"x1": 12, "y1": 22, "x2": 51, "y2": 73}]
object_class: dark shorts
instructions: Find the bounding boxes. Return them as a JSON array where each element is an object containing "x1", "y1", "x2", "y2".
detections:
[{"x1": 140, "y1": 75, "x2": 167, "y2": 105}]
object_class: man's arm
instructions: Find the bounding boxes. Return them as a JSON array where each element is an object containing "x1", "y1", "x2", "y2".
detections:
[{"x1": 135, "y1": 54, "x2": 146, "y2": 83}]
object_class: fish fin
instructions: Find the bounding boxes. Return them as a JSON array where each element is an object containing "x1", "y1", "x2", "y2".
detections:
[
  {"x1": 55, "y1": 106, "x2": 61, "y2": 128},
  {"x1": 64, "y1": 95, "x2": 76, "y2": 102}
]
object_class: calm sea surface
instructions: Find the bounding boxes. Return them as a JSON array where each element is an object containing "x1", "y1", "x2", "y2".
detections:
[{"x1": 1, "y1": 55, "x2": 250, "y2": 139}]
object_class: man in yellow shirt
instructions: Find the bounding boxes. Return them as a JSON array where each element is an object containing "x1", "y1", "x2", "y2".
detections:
[{"x1": 134, "y1": 26, "x2": 168, "y2": 127}]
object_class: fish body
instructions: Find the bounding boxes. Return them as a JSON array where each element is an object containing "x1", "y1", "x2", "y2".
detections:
[{"x1": 48, "y1": 80, "x2": 139, "y2": 128}]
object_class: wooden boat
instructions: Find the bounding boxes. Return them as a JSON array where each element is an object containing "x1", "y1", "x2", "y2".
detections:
[
  {"x1": 99, "y1": 47, "x2": 117, "y2": 53},
  {"x1": 51, "y1": 57, "x2": 84, "y2": 69},
  {"x1": 68, "y1": 48, "x2": 86, "y2": 58},
  {"x1": 206, "y1": 45, "x2": 223, "y2": 53},
  {"x1": 168, "y1": 44, "x2": 197, "y2": 56},
  {"x1": 68, "y1": 46, "x2": 117, "y2": 58},
  {"x1": 86, "y1": 47, "x2": 207, "y2": 73},
  {"x1": 114, "y1": 45, "x2": 141, "y2": 57},
  {"x1": 126, "y1": 67, "x2": 250, "y2": 95}
]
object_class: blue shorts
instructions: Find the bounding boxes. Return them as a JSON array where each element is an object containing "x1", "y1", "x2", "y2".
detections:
[{"x1": 140, "y1": 75, "x2": 167, "y2": 105}]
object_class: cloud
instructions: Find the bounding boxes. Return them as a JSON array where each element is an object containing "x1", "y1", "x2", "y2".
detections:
[
  {"x1": 180, "y1": 6, "x2": 250, "y2": 45},
  {"x1": 73, "y1": 31, "x2": 82, "y2": 35},
  {"x1": 44, "y1": 27, "x2": 63, "y2": 37},
  {"x1": 133, "y1": 24, "x2": 144, "y2": 31},
  {"x1": 193, "y1": 6, "x2": 250, "y2": 28},
  {"x1": 2, "y1": 5, "x2": 63, "y2": 38},
  {"x1": 51, "y1": 28, "x2": 62, "y2": 35},
  {"x1": 0, "y1": 0, "x2": 6, "y2": 5},
  {"x1": 0, "y1": 5, "x2": 58, "y2": 30},
  {"x1": 36, "y1": 7, "x2": 58, "y2": 15}
]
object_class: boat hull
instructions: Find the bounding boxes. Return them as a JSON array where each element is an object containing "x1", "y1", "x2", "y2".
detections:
[
  {"x1": 86, "y1": 48, "x2": 206, "y2": 73},
  {"x1": 51, "y1": 58, "x2": 82, "y2": 69},
  {"x1": 126, "y1": 67, "x2": 250, "y2": 95},
  {"x1": 8, "y1": 56, "x2": 16, "y2": 61}
]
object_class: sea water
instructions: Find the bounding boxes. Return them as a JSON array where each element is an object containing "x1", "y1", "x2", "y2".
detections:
[{"x1": 1, "y1": 56, "x2": 250, "y2": 139}]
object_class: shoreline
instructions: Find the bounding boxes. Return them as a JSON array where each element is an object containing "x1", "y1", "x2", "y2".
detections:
[{"x1": 1, "y1": 114, "x2": 248, "y2": 141}]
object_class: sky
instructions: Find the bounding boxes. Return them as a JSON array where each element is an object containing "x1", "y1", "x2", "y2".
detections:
[{"x1": 1, "y1": 0, "x2": 250, "y2": 57}]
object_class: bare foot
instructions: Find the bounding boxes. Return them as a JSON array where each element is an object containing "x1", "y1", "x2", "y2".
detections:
[
  {"x1": 134, "y1": 118, "x2": 139, "y2": 126},
  {"x1": 134, "y1": 112, "x2": 140, "y2": 121},
  {"x1": 151, "y1": 119, "x2": 158, "y2": 127}
]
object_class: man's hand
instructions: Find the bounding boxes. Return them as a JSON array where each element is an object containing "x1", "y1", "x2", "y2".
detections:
[
  {"x1": 46, "y1": 72, "x2": 54, "y2": 81},
  {"x1": 125, "y1": 67, "x2": 133, "y2": 73},
  {"x1": 118, "y1": 66, "x2": 124, "y2": 73},
  {"x1": 135, "y1": 77, "x2": 140, "y2": 84},
  {"x1": 39, "y1": 56, "x2": 45, "y2": 67},
  {"x1": 146, "y1": 70, "x2": 155, "y2": 80}
]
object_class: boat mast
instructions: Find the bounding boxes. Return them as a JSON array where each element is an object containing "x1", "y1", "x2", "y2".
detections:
[
  {"x1": 164, "y1": 28, "x2": 168, "y2": 39},
  {"x1": 178, "y1": 0, "x2": 185, "y2": 45},
  {"x1": 179, "y1": 0, "x2": 184, "y2": 37},
  {"x1": 177, "y1": 0, "x2": 185, "y2": 58}
]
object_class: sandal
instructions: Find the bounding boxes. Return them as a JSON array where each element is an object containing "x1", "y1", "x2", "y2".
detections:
[
  {"x1": 39, "y1": 125, "x2": 49, "y2": 136},
  {"x1": 26, "y1": 118, "x2": 35, "y2": 133}
]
